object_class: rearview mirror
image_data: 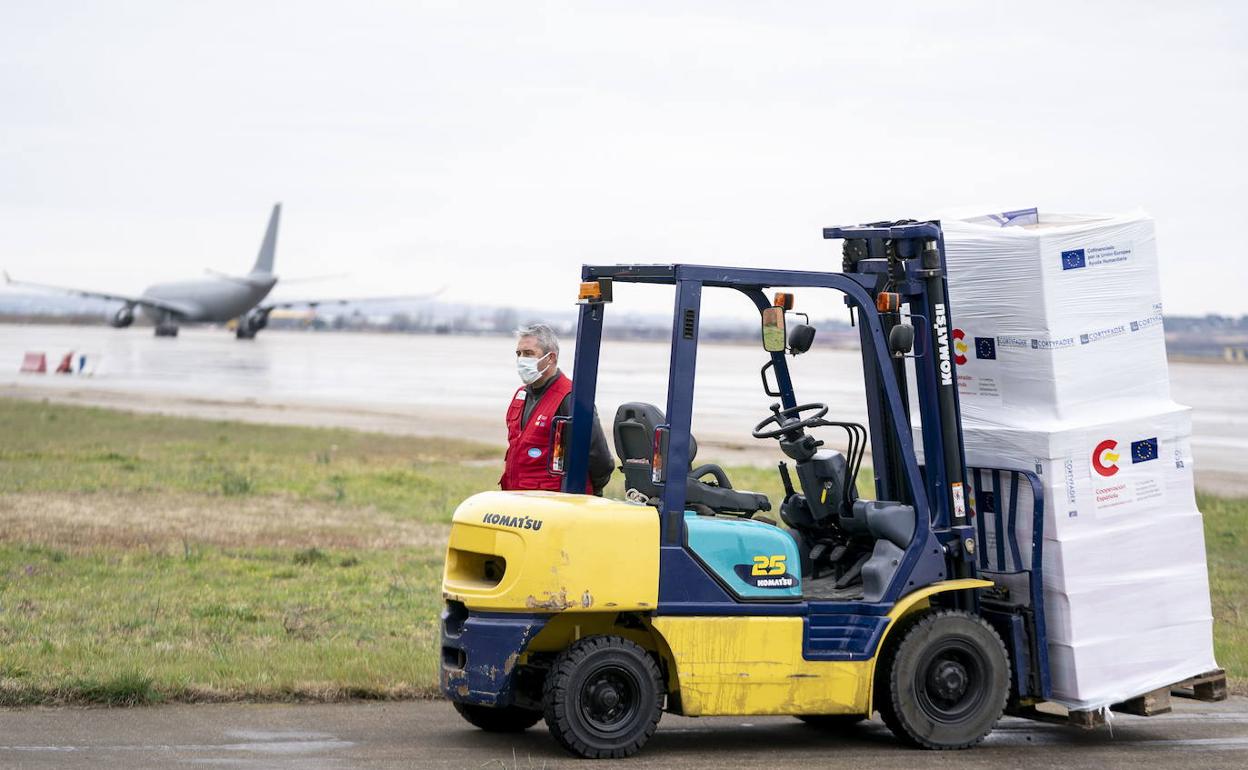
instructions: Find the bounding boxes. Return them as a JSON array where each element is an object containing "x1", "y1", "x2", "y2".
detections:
[
  {"x1": 761, "y1": 307, "x2": 786, "y2": 353},
  {"x1": 888, "y1": 324, "x2": 915, "y2": 357},
  {"x1": 788, "y1": 324, "x2": 816, "y2": 355}
]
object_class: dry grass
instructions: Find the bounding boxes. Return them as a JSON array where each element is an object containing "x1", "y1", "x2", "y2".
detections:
[
  {"x1": 0, "y1": 399, "x2": 483, "y2": 705},
  {"x1": 0, "y1": 398, "x2": 1244, "y2": 706},
  {"x1": 0, "y1": 492, "x2": 449, "y2": 552}
]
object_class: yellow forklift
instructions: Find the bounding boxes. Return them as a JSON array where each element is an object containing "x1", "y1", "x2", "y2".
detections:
[{"x1": 441, "y1": 221, "x2": 1054, "y2": 757}]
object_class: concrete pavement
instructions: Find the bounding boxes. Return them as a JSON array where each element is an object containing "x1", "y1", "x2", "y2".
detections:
[{"x1": 2, "y1": 697, "x2": 1247, "y2": 769}]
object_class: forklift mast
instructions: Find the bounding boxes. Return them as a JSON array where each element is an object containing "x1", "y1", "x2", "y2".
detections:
[{"x1": 825, "y1": 222, "x2": 973, "y2": 542}]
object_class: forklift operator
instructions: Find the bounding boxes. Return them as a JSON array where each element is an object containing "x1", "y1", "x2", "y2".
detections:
[{"x1": 501, "y1": 323, "x2": 614, "y2": 495}]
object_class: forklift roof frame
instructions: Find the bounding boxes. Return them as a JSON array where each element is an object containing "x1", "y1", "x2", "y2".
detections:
[{"x1": 561, "y1": 226, "x2": 975, "y2": 612}]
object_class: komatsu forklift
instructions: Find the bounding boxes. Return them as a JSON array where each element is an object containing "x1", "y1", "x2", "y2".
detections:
[{"x1": 440, "y1": 221, "x2": 1052, "y2": 758}]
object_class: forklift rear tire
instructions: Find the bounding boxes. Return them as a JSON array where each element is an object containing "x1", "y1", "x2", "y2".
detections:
[
  {"x1": 543, "y1": 635, "x2": 664, "y2": 759},
  {"x1": 452, "y1": 701, "x2": 543, "y2": 732},
  {"x1": 879, "y1": 609, "x2": 1008, "y2": 750}
]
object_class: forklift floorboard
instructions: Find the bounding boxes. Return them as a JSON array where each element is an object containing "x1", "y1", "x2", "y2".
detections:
[{"x1": 802, "y1": 578, "x2": 864, "y2": 601}]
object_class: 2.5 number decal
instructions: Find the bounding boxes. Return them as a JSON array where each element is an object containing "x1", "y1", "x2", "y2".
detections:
[{"x1": 750, "y1": 554, "x2": 787, "y2": 576}]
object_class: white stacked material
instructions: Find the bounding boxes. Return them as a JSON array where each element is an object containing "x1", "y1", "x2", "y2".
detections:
[
  {"x1": 940, "y1": 210, "x2": 1171, "y2": 425},
  {"x1": 956, "y1": 404, "x2": 1215, "y2": 710},
  {"x1": 924, "y1": 208, "x2": 1218, "y2": 711}
]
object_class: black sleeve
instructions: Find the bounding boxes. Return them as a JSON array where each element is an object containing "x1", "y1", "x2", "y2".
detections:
[{"x1": 558, "y1": 394, "x2": 616, "y2": 496}]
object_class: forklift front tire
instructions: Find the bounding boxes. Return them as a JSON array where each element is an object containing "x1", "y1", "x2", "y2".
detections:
[
  {"x1": 452, "y1": 701, "x2": 543, "y2": 733},
  {"x1": 543, "y1": 635, "x2": 664, "y2": 759},
  {"x1": 880, "y1": 609, "x2": 1009, "y2": 750}
]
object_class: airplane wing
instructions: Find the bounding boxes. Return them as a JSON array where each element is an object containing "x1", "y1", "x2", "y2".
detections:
[
  {"x1": 3, "y1": 271, "x2": 197, "y2": 317},
  {"x1": 260, "y1": 287, "x2": 446, "y2": 311}
]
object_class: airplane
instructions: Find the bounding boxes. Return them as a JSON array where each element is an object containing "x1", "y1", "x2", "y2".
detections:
[{"x1": 4, "y1": 203, "x2": 434, "y2": 339}]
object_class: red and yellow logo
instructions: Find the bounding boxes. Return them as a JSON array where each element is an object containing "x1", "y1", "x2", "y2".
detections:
[
  {"x1": 952, "y1": 328, "x2": 968, "y2": 366},
  {"x1": 1092, "y1": 439, "x2": 1121, "y2": 477}
]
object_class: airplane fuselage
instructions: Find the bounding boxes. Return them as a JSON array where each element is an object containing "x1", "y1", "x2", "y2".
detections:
[{"x1": 139, "y1": 274, "x2": 278, "y2": 323}]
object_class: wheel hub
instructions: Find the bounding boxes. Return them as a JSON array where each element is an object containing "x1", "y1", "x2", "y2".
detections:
[
  {"x1": 580, "y1": 669, "x2": 636, "y2": 729},
  {"x1": 591, "y1": 682, "x2": 621, "y2": 710},
  {"x1": 929, "y1": 659, "x2": 969, "y2": 701}
]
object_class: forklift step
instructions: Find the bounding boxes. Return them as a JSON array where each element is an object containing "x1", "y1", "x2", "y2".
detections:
[{"x1": 1170, "y1": 668, "x2": 1228, "y2": 702}]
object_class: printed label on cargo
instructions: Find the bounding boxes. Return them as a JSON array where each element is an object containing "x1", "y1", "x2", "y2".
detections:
[
  {"x1": 1061, "y1": 241, "x2": 1133, "y2": 271},
  {"x1": 1092, "y1": 480, "x2": 1135, "y2": 511},
  {"x1": 1089, "y1": 433, "x2": 1166, "y2": 514},
  {"x1": 1063, "y1": 456, "x2": 1079, "y2": 509},
  {"x1": 957, "y1": 373, "x2": 1002, "y2": 405}
]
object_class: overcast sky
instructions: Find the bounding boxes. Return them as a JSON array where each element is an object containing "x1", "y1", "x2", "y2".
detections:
[{"x1": 2, "y1": 1, "x2": 1246, "y2": 318}]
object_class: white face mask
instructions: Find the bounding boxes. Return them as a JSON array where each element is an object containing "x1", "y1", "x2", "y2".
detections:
[{"x1": 516, "y1": 351, "x2": 552, "y2": 385}]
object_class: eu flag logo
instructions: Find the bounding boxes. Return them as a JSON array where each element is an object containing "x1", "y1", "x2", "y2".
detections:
[
  {"x1": 1062, "y1": 249, "x2": 1087, "y2": 270},
  {"x1": 1131, "y1": 437, "x2": 1158, "y2": 464},
  {"x1": 974, "y1": 337, "x2": 997, "y2": 360}
]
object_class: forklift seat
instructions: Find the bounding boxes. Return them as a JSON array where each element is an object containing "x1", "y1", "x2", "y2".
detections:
[{"x1": 612, "y1": 402, "x2": 771, "y2": 515}]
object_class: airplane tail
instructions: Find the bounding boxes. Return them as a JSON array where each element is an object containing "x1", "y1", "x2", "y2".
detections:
[{"x1": 251, "y1": 203, "x2": 281, "y2": 275}]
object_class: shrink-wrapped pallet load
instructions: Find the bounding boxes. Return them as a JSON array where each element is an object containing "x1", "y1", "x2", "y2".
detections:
[{"x1": 926, "y1": 208, "x2": 1218, "y2": 711}]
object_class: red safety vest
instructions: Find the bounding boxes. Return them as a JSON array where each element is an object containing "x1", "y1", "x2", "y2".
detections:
[{"x1": 500, "y1": 372, "x2": 575, "y2": 492}]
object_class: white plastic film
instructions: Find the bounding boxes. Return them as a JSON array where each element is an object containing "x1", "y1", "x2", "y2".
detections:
[{"x1": 915, "y1": 209, "x2": 1218, "y2": 710}]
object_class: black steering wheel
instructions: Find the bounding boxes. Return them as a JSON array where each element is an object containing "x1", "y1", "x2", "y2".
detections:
[{"x1": 752, "y1": 402, "x2": 830, "y2": 440}]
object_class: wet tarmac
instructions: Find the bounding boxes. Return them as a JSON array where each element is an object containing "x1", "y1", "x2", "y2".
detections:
[{"x1": 2, "y1": 696, "x2": 1247, "y2": 769}]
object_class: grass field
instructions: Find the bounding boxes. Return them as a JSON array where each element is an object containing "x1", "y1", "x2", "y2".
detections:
[{"x1": 0, "y1": 397, "x2": 1244, "y2": 704}]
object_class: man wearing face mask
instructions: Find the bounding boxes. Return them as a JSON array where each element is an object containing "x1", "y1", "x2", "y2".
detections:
[{"x1": 501, "y1": 323, "x2": 614, "y2": 495}]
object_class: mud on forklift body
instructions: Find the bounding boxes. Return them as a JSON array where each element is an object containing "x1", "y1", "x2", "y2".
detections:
[{"x1": 440, "y1": 221, "x2": 1053, "y2": 757}]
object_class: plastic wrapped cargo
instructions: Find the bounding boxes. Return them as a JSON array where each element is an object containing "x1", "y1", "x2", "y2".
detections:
[
  {"x1": 941, "y1": 210, "x2": 1171, "y2": 424},
  {"x1": 918, "y1": 407, "x2": 1217, "y2": 711},
  {"x1": 918, "y1": 209, "x2": 1219, "y2": 711}
]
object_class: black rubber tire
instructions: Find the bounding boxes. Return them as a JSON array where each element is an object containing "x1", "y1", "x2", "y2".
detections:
[
  {"x1": 873, "y1": 610, "x2": 921, "y2": 738},
  {"x1": 879, "y1": 609, "x2": 1009, "y2": 750},
  {"x1": 542, "y1": 635, "x2": 664, "y2": 759},
  {"x1": 796, "y1": 714, "x2": 866, "y2": 729},
  {"x1": 452, "y1": 701, "x2": 543, "y2": 733}
]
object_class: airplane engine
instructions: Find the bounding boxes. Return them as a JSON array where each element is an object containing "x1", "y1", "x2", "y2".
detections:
[
  {"x1": 110, "y1": 305, "x2": 135, "y2": 328},
  {"x1": 246, "y1": 308, "x2": 271, "y2": 333}
]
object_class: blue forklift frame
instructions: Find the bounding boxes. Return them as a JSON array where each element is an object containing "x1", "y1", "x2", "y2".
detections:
[{"x1": 558, "y1": 222, "x2": 1051, "y2": 689}]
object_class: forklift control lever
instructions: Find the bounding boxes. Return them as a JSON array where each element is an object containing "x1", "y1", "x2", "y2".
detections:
[{"x1": 777, "y1": 461, "x2": 797, "y2": 499}]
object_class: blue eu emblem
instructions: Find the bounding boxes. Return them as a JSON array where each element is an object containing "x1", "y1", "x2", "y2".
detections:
[{"x1": 1130, "y1": 437, "x2": 1158, "y2": 464}]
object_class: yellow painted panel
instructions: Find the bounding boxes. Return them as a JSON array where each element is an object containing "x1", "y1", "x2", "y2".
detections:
[
  {"x1": 653, "y1": 579, "x2": 993, "y2": 717},
  {"x1": 442, "y1": 491, "x2": 659, "y2": 613},
  {"x1": 654, "y1": 615, "x2": 872, "y2": 715}
]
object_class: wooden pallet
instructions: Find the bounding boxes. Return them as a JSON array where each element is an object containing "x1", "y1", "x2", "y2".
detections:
[
  {"x1": 1013, "y1": 669, "x2": 1228, "y2": 729},
  {"x1": 1171, "y1": 668, "x2": 1228, "y2": 703}
]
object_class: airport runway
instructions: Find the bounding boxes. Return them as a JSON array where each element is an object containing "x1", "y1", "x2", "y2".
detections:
[
  {"x1": 2, "y1": 697, "x2": 1247, "y2": 769},
  {"x1": 3, "y1": 324, "x2": 1247, "y2": 491}
]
